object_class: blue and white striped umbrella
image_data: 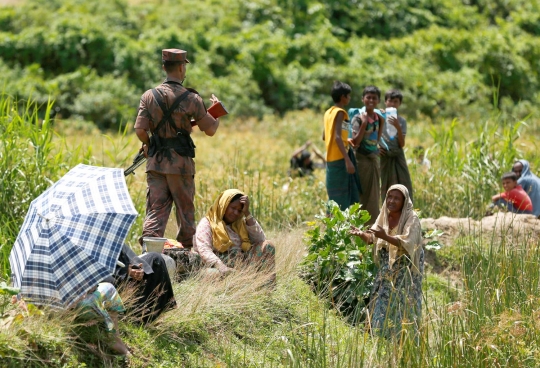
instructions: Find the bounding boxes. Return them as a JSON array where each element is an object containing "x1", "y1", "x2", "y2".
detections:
[{"x1": 9, "y1": 164, "x2": 138, "y2": 308}]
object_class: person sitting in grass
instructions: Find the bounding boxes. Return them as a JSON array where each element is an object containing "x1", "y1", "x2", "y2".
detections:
[
  {"x1": 193, "y1": 189, "x2": 275, "y2": 279},
  {"x1": 513, "y1": 159, "x2": 540, "y2": 217},
  {"x1": 488, "y1": 171, "x2": 533, "y2": 215},
  {"x1": 14, "y1": 283, "x2": 130, "y2": 356},
  {"x1": 323, "y1": 81, "x2": 360, "y2": 211},
  {"x1": 379, "y1": 89, "x2": 413, "y2": 202},
  {"x1": 289, "y1": 141, "x2": 326, "y2": 177},
  {"x1": 412, "y1": 145, "x2": 431, "y2": 172},
  {"x1": 350, "y1": 184, "x2": 423, "y2": 339},
  {"x1": 109, "y1": 244, "x2": 176, "y2": 324},
  {"x1": 350, "y1": 86, "x2": 385, "y2": 224},
  {"x1": 74, "y1": 282, "x2": 130, "y2": 356}
]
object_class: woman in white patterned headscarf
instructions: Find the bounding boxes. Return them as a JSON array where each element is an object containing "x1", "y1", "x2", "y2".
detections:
[{"x1": 351, "y1": 184, "x2": 424, "y2": 339}]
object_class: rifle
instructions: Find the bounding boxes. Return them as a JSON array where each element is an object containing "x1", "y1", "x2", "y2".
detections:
[{"x1": 124, "y1": 150, "x2": 146, "y2": 176}]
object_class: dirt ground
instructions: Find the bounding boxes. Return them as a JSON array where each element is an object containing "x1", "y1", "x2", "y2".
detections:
[
  {"x1": 422, "y1": 212, "x2": 540, "y2": 245},
  {"x1": 421, "y1": 212, "x2": 540, "y2": 287}
]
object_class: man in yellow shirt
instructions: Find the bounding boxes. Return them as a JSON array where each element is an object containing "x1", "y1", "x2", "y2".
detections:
[{"x1": 323, "y1": 81, "x2": 360, "y2": 210}]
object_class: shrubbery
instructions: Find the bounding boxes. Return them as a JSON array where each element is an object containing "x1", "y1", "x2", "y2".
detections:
[
  {"x1": 301, "y1": 202, "x2": 375, "y2": 323},
  {"x1": 0, "y1": 0, "x2": 539, "y2": 129}
]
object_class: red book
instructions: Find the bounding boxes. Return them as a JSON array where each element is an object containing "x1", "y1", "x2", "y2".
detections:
[
  {"x1": 191, "y1": 101, "x2": 228, "y2": 126},
  {"x1": 207, "y1": 101, "x2": 228, "y2": 119}
]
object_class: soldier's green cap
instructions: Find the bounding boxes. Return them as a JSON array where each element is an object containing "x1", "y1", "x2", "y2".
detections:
[{"x1": 162, "y1": 49, "x2": 190, "y2": 63}]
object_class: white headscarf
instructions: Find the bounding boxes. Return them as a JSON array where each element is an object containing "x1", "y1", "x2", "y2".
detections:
[{"x1": 372, "y1": 184, "x2": 423, "y2": 274}]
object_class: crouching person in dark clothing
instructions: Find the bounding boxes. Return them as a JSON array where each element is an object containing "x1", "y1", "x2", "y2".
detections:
[{"x1": 108, "y1": 244, "x2": 176, "y2": 324}]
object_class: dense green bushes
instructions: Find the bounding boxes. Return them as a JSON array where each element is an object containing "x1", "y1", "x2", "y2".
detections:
[{"x1": 0, "y1": 0, "x2": 539, "y2": 129}]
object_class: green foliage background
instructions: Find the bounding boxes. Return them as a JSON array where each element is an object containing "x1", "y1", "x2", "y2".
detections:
[{"x1": 0, "y1": 0, "x2": 539, "y2": 128}]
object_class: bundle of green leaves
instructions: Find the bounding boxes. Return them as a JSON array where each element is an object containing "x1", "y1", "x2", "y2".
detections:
[{"x1": 301, "y1": 201, "x2": 376, "y2": 323}]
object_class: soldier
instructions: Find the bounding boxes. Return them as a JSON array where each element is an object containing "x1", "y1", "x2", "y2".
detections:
[{"x1": 134, "y1": 48, "x2": 220, "y2": 249}]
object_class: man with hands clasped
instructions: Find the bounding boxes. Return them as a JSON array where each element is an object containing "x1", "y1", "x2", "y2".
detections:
[{"x1": 194, "y1": 189, "x2": 276, "y2": 280}]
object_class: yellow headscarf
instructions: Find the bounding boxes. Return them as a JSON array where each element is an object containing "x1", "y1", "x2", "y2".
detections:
[{"x1": 206, "y1": 189, "x2": 252, "y2": 253}]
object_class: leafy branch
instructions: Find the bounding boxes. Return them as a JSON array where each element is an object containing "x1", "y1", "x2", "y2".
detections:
[{"x1": 301, "y1": 201, "x2": 376, "y2": 323}]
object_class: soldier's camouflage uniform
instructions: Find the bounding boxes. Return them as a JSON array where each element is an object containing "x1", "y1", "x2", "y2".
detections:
[{"x1": 134, "y1": 76, "x2": 207, "y2": 248}]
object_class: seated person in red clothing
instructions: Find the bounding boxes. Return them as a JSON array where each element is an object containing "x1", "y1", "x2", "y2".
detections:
[{"x1": 488, "y1": 172, "x2": 533, "y2": 215}]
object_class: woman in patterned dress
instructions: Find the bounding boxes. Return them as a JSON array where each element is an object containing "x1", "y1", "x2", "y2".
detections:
[
  {"x1": 194, "y1": 189, "x2": 275, "y2": 278},
  {"x1": 350, "y1": 184, "x2": 423, "y2": 339}
]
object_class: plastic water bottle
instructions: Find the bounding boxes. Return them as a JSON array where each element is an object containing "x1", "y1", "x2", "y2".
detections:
[{"x1": 385, "y1": 107, "x2": 398, "y2": 139}]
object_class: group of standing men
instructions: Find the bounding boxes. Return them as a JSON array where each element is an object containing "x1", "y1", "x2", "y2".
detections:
[{"x1": 323, "y1": 81, "x2": 413, "y2": 223}]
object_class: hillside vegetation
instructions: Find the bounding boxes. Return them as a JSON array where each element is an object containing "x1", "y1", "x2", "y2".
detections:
[
  {"x1": 2, "y1": 0, "x2": 540, "y2": 367},
  {"x1": 0, "y1": 0, "x2": 539, "y2": 128}
]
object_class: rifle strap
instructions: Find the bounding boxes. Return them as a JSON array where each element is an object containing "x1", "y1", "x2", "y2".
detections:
[{"x1": 150, "y1": 88, "x2": 190, "y2": 136}]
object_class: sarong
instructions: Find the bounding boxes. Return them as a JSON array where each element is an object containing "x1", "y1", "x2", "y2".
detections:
[
  {"x1": 356, "y1": 152, "x2": 380, "y2": 224},
  {"x1": 380, "y1": 148, "x2": 413, "y2": 203},
  {"x1": 368, "y1": 248, "x2": 424, "y2": 339},
  {"x1": 326, "y1": 149, "x2": 361, "y2": 211}
]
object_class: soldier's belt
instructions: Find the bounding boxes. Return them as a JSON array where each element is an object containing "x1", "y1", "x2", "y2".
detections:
[{"x1": 150, "y1": 136, "x2": 195, "y2": 158}]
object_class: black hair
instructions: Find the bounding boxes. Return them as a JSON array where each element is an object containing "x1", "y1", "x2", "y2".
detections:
[
  {"x1": 299, "y1": 150, "x2": 311, "y2": 161},
  {"x1": 331, "y1": 81, "x2": 352, "y2": 103},
  {"x1": 163, "y1": 60, "x2": 185, "y2": 73},
  {"x1": 502, "y1": 172, "x2": 518, "y2": 181},
  {"x1": 362, "y1": 85, "x2": 381, "y2": 99},
  {"x1": 385, "y1": 89, "x2": 403, "y2": 102},
  {"x1": 230, "y1": 193, "x2": 243, "y2": 202},
  {"x1": 413, "y1": 146, "x2": 425, "y2": 155}
]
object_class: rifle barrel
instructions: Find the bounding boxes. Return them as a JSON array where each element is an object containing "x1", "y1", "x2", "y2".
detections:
[{"x1": 124, "y1": 152, "x2": 147, "y2": 176}]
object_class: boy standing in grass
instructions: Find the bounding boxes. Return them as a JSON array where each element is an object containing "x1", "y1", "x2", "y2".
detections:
[
  {"x1": 350, "y1": 86, "x2": 385, "y2": 224},
  {"x1": 379, "y1": 89, "x2": 414, "y2": 202},
  {"x1": 323, "y1": 81, "x2": 360, "y2": 210},
  {"x1": 488, "y1": 172, "x2": 533, "y2": 215}
]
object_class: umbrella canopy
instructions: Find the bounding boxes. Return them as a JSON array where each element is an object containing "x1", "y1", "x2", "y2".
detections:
[{"x1": 9, "y1": 164, "x2": 138, "y2": 308}]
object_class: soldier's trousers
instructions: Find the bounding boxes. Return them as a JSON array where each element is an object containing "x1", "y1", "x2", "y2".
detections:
[{"x1": 141, "y1": 171, "x2": 195, "y2": 248}]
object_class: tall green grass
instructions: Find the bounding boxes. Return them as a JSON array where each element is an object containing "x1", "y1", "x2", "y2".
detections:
[
  {"x1": 2, "y1": 94, "x2": 540, "y2": 366},
  {"x1": 277, "y1": 227, "x2": 540, "y2": 367},
  {"x1": 410, "y1": 118, "x2": 526, "y2": 219},
  {"x1": 0, "y1": 95, "x2": 93, "y2": 279},
  {"x1": 7, "y1": 218, "x2": 540, "y2": 367}
]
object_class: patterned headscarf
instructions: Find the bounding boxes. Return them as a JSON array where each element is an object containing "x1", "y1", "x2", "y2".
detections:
[
  {"x1": 516, "y1": 159, "x2": 540, "y2": 216},
  {"x1": 371, "y1": 184, "x2": 423, "y2": 274},
  {"x1": 205, "y1": 189, "x2": 252, "y2": 253}
]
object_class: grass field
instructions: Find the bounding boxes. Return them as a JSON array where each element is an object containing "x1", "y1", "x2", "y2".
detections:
[
  {"x1": 1, "y1": 96, "x2": 540, "y2": 366},
  {"x1": 58, "y1": 107, "x2": 540, "y2": 247}
]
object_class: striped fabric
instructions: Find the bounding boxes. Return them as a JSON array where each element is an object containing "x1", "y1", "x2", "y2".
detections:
[{"x1": 9, "y1": 164, "x2": 138, "y2": 308}]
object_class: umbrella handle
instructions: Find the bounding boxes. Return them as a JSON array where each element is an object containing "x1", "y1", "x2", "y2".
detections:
[
  {"x1": 37, "y1": 213, "x2": 50, "y2": 221},
  {"x1": 116, "y1": 260, "x2": 126, "y2": 268}
]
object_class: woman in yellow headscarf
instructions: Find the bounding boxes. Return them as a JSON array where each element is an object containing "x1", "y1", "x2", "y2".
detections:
[{"x1": 194, "y1": 189, "x2": 275, "y2": 276}]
